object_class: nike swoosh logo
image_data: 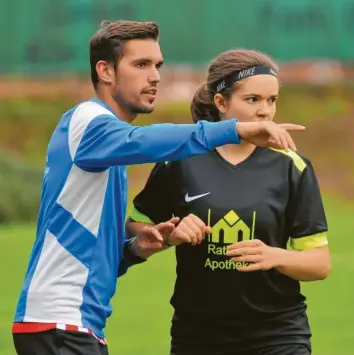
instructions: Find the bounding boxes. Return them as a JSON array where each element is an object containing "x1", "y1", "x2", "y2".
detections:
[{"x1": 185, "y1": 192, "x2": 210, "y2": 203}]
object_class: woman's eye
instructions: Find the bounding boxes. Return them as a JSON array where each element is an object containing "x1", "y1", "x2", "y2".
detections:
[{"x1": 246, "y1": 97, "x2": 257, "y2": 103}]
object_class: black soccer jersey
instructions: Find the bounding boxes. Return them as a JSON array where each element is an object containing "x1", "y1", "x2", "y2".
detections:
[{"x1": 130, "y1": 147, "x2": 328, "y2": 353}]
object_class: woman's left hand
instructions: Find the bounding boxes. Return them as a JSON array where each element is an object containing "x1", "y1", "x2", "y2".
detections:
[{"x1": 226, "y1": 239, "x2": 283, "y2": 272}]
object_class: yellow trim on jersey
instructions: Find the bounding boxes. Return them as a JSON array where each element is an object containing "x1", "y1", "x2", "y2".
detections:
[
  {"x1": 290, "y1": 232, "x2": 328, "y2": 251},
  {"x1": 251, "y1": 211, "x2": 256, "y2": 240},
  {"x1": 129, "y1": 207, "x2": 154, "y2": 224},
  {"x1": 269, "y1": 148, "x2": 307, "y2": 172}
]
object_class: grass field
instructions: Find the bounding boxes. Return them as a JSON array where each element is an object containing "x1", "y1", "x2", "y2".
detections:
[{"x1": 0, "y1": 195, "x2": 353, "y2": 355}]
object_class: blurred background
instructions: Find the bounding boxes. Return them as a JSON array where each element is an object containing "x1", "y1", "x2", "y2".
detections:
[{"x1": 0, "y1": 0, "x2": 353, "y2": 354}]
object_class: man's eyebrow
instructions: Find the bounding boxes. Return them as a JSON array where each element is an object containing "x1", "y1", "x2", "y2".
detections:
[{"x1": 131, "y1": 58, "x2": 164, "y2": 67}]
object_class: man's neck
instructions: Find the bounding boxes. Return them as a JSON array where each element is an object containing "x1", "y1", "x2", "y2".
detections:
[{"x1": 95, "y1": 90, "x2": 137, "y2": 123}]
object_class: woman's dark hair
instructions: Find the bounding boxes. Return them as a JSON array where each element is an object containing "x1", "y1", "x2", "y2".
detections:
[{"x1": 191, "y1": 49, "x2": 279, "y2": 123}]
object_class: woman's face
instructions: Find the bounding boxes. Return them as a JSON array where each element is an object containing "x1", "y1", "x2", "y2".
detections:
[{"x1": 216, "y1": 74, "x2": 279, "y2": 123}]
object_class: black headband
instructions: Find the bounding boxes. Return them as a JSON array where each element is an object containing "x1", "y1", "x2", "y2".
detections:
[{"x1": 213, "y1": 65, "x2": 277, "y2": 94}]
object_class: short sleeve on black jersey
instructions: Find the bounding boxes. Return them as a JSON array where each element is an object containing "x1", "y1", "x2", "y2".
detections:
[
  {"x1": 129, "y1": 162, "x2": 174, "y2": 224},
  {"x1": 286, "y1": 157, "x2": 328, "y2": 251}
]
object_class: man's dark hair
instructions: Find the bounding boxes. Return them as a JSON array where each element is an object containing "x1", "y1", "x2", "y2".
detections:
[{"x1": 90, "y1": 20, "x2": 159, "y2": 88}]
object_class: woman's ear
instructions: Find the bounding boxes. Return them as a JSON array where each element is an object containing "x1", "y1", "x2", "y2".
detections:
[{"x1": 214, "y1": 93, "x2": 228, "y2": 114}]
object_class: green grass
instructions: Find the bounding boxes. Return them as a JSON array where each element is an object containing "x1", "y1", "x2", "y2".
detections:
[{"x1": 0, "y1": 195, "x2": 353, "y2": 355}]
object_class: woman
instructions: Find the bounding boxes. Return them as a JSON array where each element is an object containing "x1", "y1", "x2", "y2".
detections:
[{"x1": 126, "y1": 49, "x2": 330, "y2": 355}]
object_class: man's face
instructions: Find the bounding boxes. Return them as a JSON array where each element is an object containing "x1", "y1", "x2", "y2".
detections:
[{"x1": 111, "y1": 39, "x2": 163, "y2": 117}]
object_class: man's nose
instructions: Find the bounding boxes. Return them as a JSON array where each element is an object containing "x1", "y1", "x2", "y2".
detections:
[{"x1": 148, "y1": 67, "x2": 160, "y2": 84}]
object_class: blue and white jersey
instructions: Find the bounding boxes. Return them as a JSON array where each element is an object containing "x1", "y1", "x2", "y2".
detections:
[{"x1": 14, "y1": 98, "x2": 239, "y2": 337}]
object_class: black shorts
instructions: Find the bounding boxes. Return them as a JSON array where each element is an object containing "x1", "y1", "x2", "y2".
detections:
[
  {"x1": 171, "y1": 343, "x2": 311, "y2": 355},
  {"x1": 13, "y1": 329, "x2": 109, "y2": 355},
  {"x1": 170, "y1": 307, "x2": 312, "y2": 355}
]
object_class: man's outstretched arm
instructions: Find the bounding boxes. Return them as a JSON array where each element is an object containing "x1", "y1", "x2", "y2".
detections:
[{"x1": 70, "y1": 102, "x2": 305, "y2": 171}]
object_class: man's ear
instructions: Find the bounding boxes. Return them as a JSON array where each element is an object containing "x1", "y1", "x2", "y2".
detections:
[{"x1": 95, "y1": 61, "x2": 115, "y2": 85}]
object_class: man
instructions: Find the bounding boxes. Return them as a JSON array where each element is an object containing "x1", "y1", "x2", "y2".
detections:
[{"x1": 12, "y1": 20, "x2": 304, "y2": 355}]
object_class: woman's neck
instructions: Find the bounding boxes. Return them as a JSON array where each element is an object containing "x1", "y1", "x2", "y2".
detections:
[{"x1": 216, "y1": 141, "x2": 256, "y2": 165}]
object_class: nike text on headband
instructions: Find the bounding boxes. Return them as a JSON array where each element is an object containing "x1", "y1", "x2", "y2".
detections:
[{"x1": 213, "y1": 65, "x2": 278, "y2": 94}]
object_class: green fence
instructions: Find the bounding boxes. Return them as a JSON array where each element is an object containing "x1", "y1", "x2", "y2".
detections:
[{"x1": 1, "y1": 0, "x2": 354, "y2": 75}]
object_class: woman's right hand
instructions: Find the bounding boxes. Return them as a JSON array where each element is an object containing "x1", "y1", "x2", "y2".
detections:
[{"x1": 166, "y1": 214, "x2": 211, "y2": 246}]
